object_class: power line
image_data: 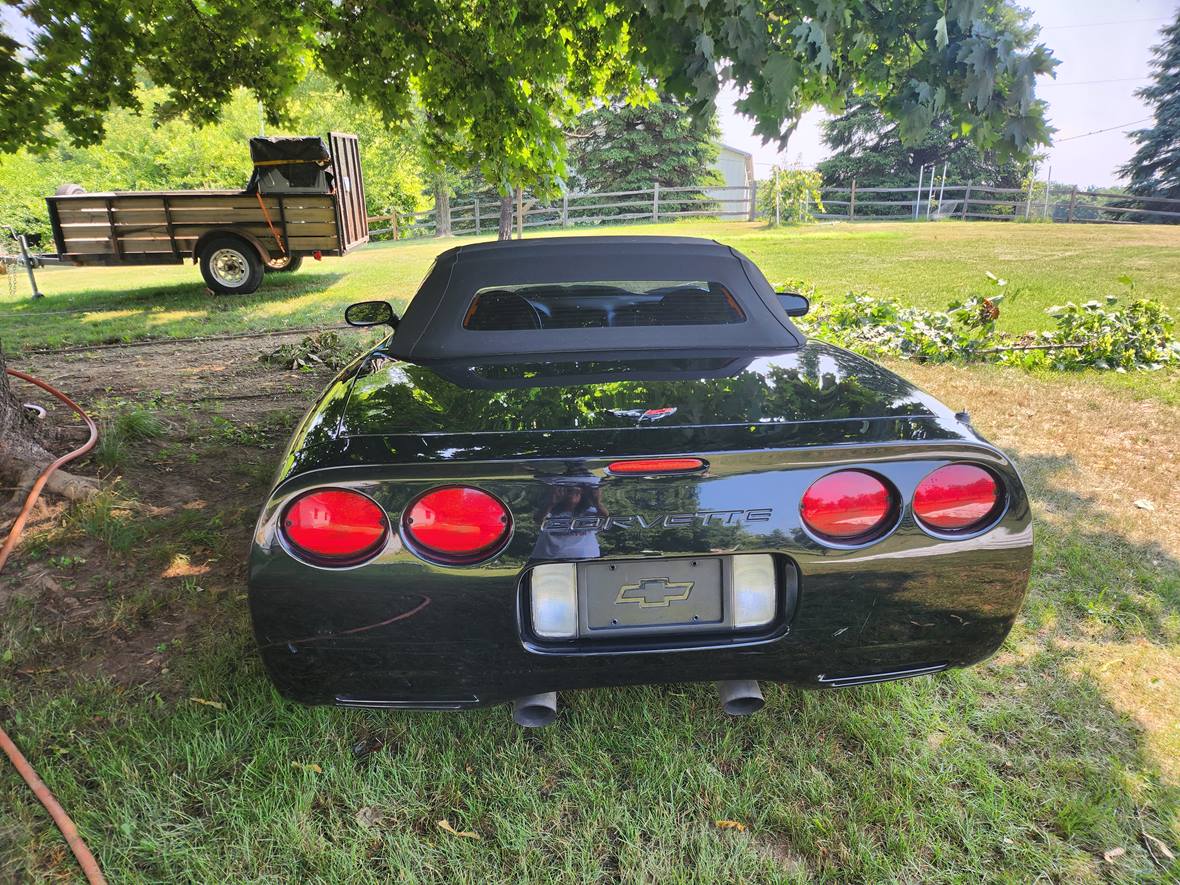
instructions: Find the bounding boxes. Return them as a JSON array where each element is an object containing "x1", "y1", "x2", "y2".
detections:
[
  {"x1": 1039, "y1": 76, "x2": 1151, "y2": 87},
  {"x1": 1039, "y1": 16, "x2": 1172, "y2": 30},
  {"x1": 1056, "y1": 117, "x2": 1154, "y2": 142}
]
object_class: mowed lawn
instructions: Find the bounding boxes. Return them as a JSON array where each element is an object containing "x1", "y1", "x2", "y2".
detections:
[
  {"x1": 0, "y1": 221, "x2": 1178, "y2": 882},
  {"x1": 4, "y1": 220, "x2": 1180, "y2": 341},
  {"x1": 5, "y1": 219, "x2": 1179, "y2": 401}
]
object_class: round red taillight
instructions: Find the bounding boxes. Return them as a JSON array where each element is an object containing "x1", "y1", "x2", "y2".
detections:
[
  {"x1": 913, "y1": 464, "x2": 1000, "y2": 533},
  {"x1": 403, "y1": 486, "x2": 511, "y2": 563},
  {"x1": 801, "y1": 470, "x2": 895, "y2": 542},
  {"x1": 282, "y1": 489, "x2": 388, "y2": 564}
]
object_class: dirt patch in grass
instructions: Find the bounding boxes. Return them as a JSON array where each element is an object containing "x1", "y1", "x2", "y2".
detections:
[
  {"x1": 1, "y1": 333, "x2": 333, "y2": 687},
  {"x1": 12, "y1": 330, "x2": 324, "y2": 412},
  {"x1": 889, "y1": 360, "x2": 1180, "y2": 788},
  {"x1": 892, "y1": 360, "x2": 1180, "y2": 557},
  {"x1": 1071, "y1": 640, "x2": 1180, "y2": 786}
]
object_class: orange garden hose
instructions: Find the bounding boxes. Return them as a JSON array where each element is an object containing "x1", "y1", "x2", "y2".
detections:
[{"x1": 0, "y1": 368, "x2": 106, "y2": 884}]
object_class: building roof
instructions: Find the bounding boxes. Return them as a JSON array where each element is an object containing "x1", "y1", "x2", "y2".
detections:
[{"x1": 716, "y1": 143, "x2": 754, "y2": 159}]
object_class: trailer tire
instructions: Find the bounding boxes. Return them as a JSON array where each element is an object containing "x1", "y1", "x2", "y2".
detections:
[
  {"x1": 55, "y1": 183, "x2": 86, "y2": 195},
  {"x1": 265, "y1": 254, "x2": 303, "y2": 273},
  {"x1": 199, "y1": 235, "x2": 265, "y2": 295}
]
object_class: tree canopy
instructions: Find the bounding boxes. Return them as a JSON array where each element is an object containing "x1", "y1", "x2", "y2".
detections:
[
  {"x1": 1120, "y1": 11, "x2": 1180, "y2": 207},
  {"x1": 817, "y1": 98, "x2": 1031, "y2": 189},
  {"x1": 2, "y1": 1, "x2": 1057, "y2": 194}
]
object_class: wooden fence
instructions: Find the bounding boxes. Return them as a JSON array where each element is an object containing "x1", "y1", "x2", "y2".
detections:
[
  {"x1": 367, "y1": 180, "x2": 1180, "y2": 238},
  {"x1": 815, "y1": 183, "x2": 1180, "y2": 223},
  {"x1": 368, "y1": 185, "x2": 754, "y2": 238}
]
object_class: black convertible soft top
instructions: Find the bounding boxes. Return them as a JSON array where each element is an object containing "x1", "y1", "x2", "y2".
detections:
[{"x1": 387, "y1": 236, "x2": 806, "y2": 360}]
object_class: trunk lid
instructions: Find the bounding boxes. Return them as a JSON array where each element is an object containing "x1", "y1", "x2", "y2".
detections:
[{"x1": 338, "y1": 341, "x2": 947, "y2": 438}]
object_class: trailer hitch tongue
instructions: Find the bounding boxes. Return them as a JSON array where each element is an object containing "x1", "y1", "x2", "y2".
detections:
[
  {"x1": 716, "y1": 680, "x2": 765, "y2": 716},
  {"x1": 511, "y1": 692, "x2": 558, "y2": 728}
]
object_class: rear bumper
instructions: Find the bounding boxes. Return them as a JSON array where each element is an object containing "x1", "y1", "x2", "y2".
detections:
[
  {"x1": 248, "y1": 443, "x2": 1033, "y2": 709},
  {"x1": 249, "y1": 530, "x2": 1031, "y2": 709}
]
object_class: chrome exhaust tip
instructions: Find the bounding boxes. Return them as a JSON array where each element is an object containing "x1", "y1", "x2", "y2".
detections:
[
  {"x1": 511, "y1": 692, "x2": 558, "y2": 728},
  {"x1": 716, "y1": 680, "x2": 765, "y2": 716}
]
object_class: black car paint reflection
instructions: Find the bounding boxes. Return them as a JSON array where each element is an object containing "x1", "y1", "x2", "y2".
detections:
[{"x1": 250, "y1": 344, "x2": 1032, "y2": 707}]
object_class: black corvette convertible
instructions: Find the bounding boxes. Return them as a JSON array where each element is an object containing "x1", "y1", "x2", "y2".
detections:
[{"x1": 248, "y1": 236, "x2": 1032, "y2": 726}]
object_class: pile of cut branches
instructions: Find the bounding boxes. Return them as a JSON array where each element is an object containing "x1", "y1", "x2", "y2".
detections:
[{"x1": 799, "y1": 275, "x2": 1179, "y2": 372}]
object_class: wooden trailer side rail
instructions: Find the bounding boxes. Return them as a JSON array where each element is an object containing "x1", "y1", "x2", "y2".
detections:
[{"x1": 46, "y1": 191, "x2": 345, "y2": 265}]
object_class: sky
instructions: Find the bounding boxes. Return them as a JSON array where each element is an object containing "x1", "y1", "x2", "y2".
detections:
[{"x1": 718, "y1": 0, "x2": 1180, "y2": 187}]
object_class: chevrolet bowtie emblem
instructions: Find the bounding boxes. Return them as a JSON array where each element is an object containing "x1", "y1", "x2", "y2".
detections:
[{"x1": 615, "y1": 577, "x2": 694, "y2": 608}]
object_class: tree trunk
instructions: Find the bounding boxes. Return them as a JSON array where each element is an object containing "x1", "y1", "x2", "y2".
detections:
[
  {"x1": 433, "y1": 174, "x2": 451, "y2": 237},
  {"x1": 0, "y1": 342, "x2": 99, "y2": 522},
  {"x1": 0, "y1": 343, "x2": 53, "y2": 471},
  {"x1": 498, "y1": 193, "x2": 513, "y2": 240}
]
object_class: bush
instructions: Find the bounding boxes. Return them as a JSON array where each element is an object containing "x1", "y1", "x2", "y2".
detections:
[
  {"x1": 799, "y1": 274, "x2": 1179, "y2": 372},
  {"x1": 758, "y1": 168, "x2": 825, "y2": 225}
]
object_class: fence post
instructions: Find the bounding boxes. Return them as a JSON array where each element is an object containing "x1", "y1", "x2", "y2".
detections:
[
  {"x1": 474, "y1": 198, "x2": 480, "y2": 236},
  {"x1": 748, "y1": 180, "x2": 757, "y2": 221},
  {"x1": 515, "y1": 186, "x2": 523, "y2": 239},
  {"x1": 913, "y1": 165, "x2": 924, "y2": 220},
  {"x1": 561, "y1": 192, "x2": 569, "y2": 228},
  {"x1": 652, "y1": 182, "x2": 660, "y2": 223},
  {"x1": 15, "y1": 234, "x2": 43, "y2": 298},
  {"x1": 849, "y1": 179, "x2": 856, "y2": 220},
  {"x1": 961, "y1": 183, "x2": 971, "y2": 221},
  {"x1": 1042, "y1": 166, "x2": 1052, "y2": 219},
  {"x1": 392, "y1": 210, "x2": 399, "y2": 240},
  {"x1": 1068, "y1": 186, "x2": 1078, "y2": 223},
  {"x1": 1025, "y1": 173, "x2": 1035, "y2": 218},
  {"x1": 774, "y1": 168, "x2": 781, "y2": 226}
]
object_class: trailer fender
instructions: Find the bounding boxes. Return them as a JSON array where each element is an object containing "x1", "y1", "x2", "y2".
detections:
[{"x1": 191, "y1": 229, "x2": 271, "y2": 265}]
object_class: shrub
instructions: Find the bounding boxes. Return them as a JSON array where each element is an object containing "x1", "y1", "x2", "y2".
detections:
[
  {"x1": 798, "y1": 275, "x2": 1179, "y2": 372},
  {"x1": 759, "y1": 168, "x2": 825, "y2": 225}
]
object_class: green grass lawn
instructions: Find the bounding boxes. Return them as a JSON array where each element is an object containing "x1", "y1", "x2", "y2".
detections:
[
  {"x1": 5, "y1": 219, "x2": 1177, "y2": 401},
  {"x1": 4, "y1": 220, "x2": 1179, "y2": 348},
  {"x1": 2, "y1": 220, "x2": 1178, "y2": 881}
]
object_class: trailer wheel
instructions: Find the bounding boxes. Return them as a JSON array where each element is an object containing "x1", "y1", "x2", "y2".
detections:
[
  {"x1": 199, "y1": 235, "x2": 264, "y2": 294},
  {"x1": 265, "y1": 254, "x2": 303, "y2": 273},
  {"x1": 55, "y1": 183, "x2": 86, "y2": 196}
]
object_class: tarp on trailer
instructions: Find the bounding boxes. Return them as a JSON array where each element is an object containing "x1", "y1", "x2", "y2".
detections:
[
  {"x1": 248, "y1": 137, "x2": 333, "y2": 193},
  {"x1": 249, "y1": 136, "x2": 331, "y2": 166}
]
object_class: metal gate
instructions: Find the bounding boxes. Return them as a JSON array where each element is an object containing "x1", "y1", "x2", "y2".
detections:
[{"x1": 328, "y1": 132, "x2": 369, "y2": 252}]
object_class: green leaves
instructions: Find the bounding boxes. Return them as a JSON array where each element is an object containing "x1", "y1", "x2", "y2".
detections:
[
  {"x1": 758, "y1": 168, "x2": 825, "y2": 225},
  {"x1": 3, "y1": 0, "x2": 1059, "y2": 193},
  {"x1": 817, "y1": 97, "x2": 1032, "y2": 192},
  {"x1": 566, "y1": 95, "x2": 721, "y2": 199},
  {"x1": 803, "y1": 275, "x2": 1178, "y2": 373}
]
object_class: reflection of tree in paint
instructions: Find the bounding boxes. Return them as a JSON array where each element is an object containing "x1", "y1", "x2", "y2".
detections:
[{"x1": 338, "y1": 343, "x2": 932, "y2": 438}]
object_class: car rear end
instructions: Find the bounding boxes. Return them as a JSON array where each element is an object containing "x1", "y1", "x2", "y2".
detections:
[{"x1": 248, "y1": 388, "x2": 1032, "y2": 720}]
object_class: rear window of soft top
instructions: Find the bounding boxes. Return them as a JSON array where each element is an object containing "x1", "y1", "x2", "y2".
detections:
[{"x1": 462, "y1": 280, "x2": 746, "y2": 331}]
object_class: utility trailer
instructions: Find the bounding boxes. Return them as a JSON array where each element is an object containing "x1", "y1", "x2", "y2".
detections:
[{"x1": 42, "y1": 132, "x2": 368, "y2": 294}]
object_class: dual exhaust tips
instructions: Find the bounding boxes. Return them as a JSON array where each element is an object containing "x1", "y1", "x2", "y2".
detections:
[{"x1": 510, "y1": 680, "x2": 765, "y2": 728}]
